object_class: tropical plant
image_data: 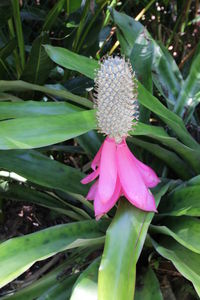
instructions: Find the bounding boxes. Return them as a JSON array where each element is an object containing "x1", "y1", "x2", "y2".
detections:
[{"x1": 0, "y1": 0, "x2": 200, "y2": 299}]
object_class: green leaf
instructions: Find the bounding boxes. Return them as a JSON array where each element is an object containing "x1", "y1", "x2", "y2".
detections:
[
  {"x1": 0, "y1": 93, "x2": 23, "y2": 101},
  {"x1": 131, "y1": 122, "x2": 198, "y2": 174},
  {"x1": 21, "y1": 33, "x2": 54, "y2": 84},
  {"x1": 0, "y1": 149, "x2": 87, "y2": 195},
  {"x1": 1, "y1": 262, "x2": 77, "y2": 300},
  {"x1": 0, "y1": 220, "x2": 106, "y2": 288},
  {"x1": 0, "y1": 38, "x2": 16, "y2": 58},
  {"x1": 130, "y1": 30, "x2": 153, "y2": 92},
  {"x1": 110, "y1": 8, "x2": 143, "y2": 56},
  {"x1": 153, "y1": 41, "x2": 183, "y2": 106},
  {"x1": 159, "y1": 185, "x2": 200, "y2": 216},
  {"x1": 174, "y1": 48, "x2": 200, "y2": 118},
  {"x1": 37, "y1": 274, "x2": 77, "y2": 300},
  {"x1": 151, "y1": 216, "x2": 200, "y2": 254},
  {"x1": 111, "y1": 8, "x2": 182, "y2": 106},
  {"x1": 76, "y1": 130, "x2": 102, "y2": 157},
  {"x1": 0, "y1": 182, "x2": 90, "y2": 221},
  {"x1": 0, "y1": 80, "x2": 92, "y2": 108},
  {"x1": 135, "y1": 267, "x2": 163, "y2": 300},
  {"x1": 152, "y1": 237, "x2": 200, "y2": 297},
  {"x1": 138, "y1": 82, "x2": 200, "y2": 151},
  {"x1": 98, "y1": 183, "x2": 170, "y2": 300},
  {"x1": 11, "y1": 0, "x2": 25, "y2": 70},
  {"x1": 44, "y1": 45, "x2": 98, "y2": 79},
  {"x1": 0, "y1": 101, "x2": 81, "y2": 120},
  {"x1": 130, "y1": 30, "x2": 153, "y2": 122},
  {"x1": 0, "y1": 109, "x2": 96, "y2": 149},
  {"x1": 70, "y1": 258, "x2": 100, "y2": 300},
  {"x1": 66, "y1": 0, "x2": 82, "y2": 14},
  {"x1": 129, "y1": 137, "x2": 190, "y2": 180},
  {"x1": 42, "y1": 0, "x2": 65, "y2": 31}
]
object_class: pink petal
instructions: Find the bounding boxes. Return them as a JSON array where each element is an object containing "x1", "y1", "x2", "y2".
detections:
[
  {"x1": 94, "y1": 177, "x2": 121, "y2": 220},
  {"x1": 117, "y1": 141, "x2": 154, "y2": 211},
  {"x1": 147, "y1": 192, "x2": 157, "y2": 212},
  {"x1": 86, "y1": 181, "x2": 98, "y2": 201},
  {"x1": 128, "y1": 148, "x2": 160, "y2": 188},
  {"x1": 122, "y1": 187, "x2": 157, "y2": 212},
  {"x1": 98, "y1": 138, "x2": 117, "y2": 203},
  {"x1": 81, "y1": 169, "x2": 99, "y2": 184},
  {"x1": 91, "y1": 144, "x2": 103, "y2": 171}
]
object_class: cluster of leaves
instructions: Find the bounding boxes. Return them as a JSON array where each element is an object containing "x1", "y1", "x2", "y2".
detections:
[{"x1": 0, "y1": 0, "x2": 200, "y2": 299}]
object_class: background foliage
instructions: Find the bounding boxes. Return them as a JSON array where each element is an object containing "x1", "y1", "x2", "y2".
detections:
[{"x1": 0, "y1": 0, "x2": 200, "y2": 299}]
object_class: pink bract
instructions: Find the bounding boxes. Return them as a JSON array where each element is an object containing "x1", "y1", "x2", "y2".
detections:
[{"x1": 81, "y1": 137, "x2": 160, "y2": 220}]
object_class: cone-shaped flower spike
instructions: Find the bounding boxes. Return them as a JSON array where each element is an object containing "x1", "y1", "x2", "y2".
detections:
[{"x1": 81, "y1": 56, "x2": 160, "y2": 219}]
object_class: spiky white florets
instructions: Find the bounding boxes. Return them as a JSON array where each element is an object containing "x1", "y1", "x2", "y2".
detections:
[{"x1": 94, "y1": 56, "x2": 139, "y2": 143}]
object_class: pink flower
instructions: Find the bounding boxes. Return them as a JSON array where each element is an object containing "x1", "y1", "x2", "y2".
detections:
[{"x1": 81, "y1": 137, "x2": 160, "y2": 220}]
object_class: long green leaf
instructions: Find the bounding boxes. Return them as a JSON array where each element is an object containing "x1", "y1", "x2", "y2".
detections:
[
  {"x1": 44, "y1": 45, "x2": 98, "y2": 79},
  {"x1": 0, "y1": 149, "x2": 88, "y2": 195},
  {"x1": 21, "y1": 33, "x2": 54, "y2": 84},
  {"x1": 0, "y1": 80, "x2": 92, "y2": 108},
  {"x1": 151, "y1": 216, "x2": 200, "y2": 254},
  {"x1": 98, "y1": 183, "x2": 170, "y2": 300},
  {"x1": 131, "y1": 122, "x2": 198, "y2": 174},
  {"x1": 159, "y1": 185, "x2": 200, "y2": 216},
  {"x1": 11, "y1": 0, "x2": 25, "y2": 70},
  {"x1": 152, "y1": 237, "x2": 200, "y2": 297},
  {"x1": 42, "y1": 0, "x2": 65, "y2": 31},
  {"x1": 0, "y1": 101, "x2": 80, "y2": 120},
  {"x1": 70, "y1": 258, "x2": 100, "y2": 300},
  {"x1": 1, "y1": 262, "x2": 77, "y2": 300},
  {"x1": 129, "y1": 137, "x2": 190, "y2": 180},
  {"x1": 37, "y1": 275, "x2": 77, "y2": 300},
  {"x1": 0, "y1": 110, "x2": 96, "y2": 149},
  {"x1": 174, "y1": 48, "x2": 200, "y2": 118},
  {"x1": 138, "y1": 82, "x2": 200, "y2": 151},
  {"x1": 135, "y1": 267, "x2": 163, "y2": 300},
  {"x1": 0, "y1": 220, "x2": 106, "y2": 288},
  {"x1": 0, "y1": 182, "x2": 90, "y2": 221}
]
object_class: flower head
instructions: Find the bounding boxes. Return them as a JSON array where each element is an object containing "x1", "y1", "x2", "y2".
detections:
[
  {"x1": 94, "y1": 56, "x2": 139, "y2": 143},
  {"x1": 81, "y1": 56, "x2": 160, "y2": 219}
]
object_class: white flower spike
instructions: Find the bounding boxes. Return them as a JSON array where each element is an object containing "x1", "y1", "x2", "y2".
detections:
[{"x1": 94, "y1": 56, "x2": 139, "y2": 143}]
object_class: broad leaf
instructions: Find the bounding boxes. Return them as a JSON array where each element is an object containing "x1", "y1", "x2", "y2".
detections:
[
  {"x1": 174, "y1": 47, "x2": 200, "y2": 118},
  {"x1": 159, "y1": 185, "x2": 200, "y2": 216},
  {"x1": 0, "y1": 149, "x2": 88, "y2": 195},
  {"x1": 0, "y1": 220, "x2": 106, "y2": 288},
  {"x1": 70, "y1": 258, "x2": 100, "y2": 300},
  {"x1": 152, "y1": 237, "x2": 200, "y2": 297},
  {"x1": 0, "y1": 182, "x2": 90, "y2": 221},
  {"x1": 0, "y1": 80, "x2": 92, "y2": 108},
  {"x1": 135, "y1": 267, "x2": 163, "y2": 300},
  {"x1": 0, "y1": 110, "x2": 96, "y2": 149},
  {"x1": 151, "y1": 216, "x2": 200, "y2": 254},
  {"x1": 98, "y1": 183, "x2": 170, "y2": 300},
  {"x1": 0, "y1": 101, "x2": 80, "y2": 120},
  {"x1": 44, "y1": 45, "x2": 98, "y2": 79},
  {"x1": 1, "y1": 262, "x2": 77, "y2": 300},
  {"x1": 129, "y1": 137, "x2": 190, "y2": 180}
]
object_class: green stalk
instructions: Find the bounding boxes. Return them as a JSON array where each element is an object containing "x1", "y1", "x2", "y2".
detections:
[
  {"x1": 11, "y1": 0, "x2": 25, "y2": 71},
  {"x1": 77, "y1": 0, "x2": 108, "y2": 52},
  {"x1": 72, "y1": 0, "x2": 90, "y2": 52}
]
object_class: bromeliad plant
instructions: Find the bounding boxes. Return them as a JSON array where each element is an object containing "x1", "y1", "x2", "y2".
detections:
[{"x1": 0, "y1": 1, "x2": 200, "y2": 300}]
